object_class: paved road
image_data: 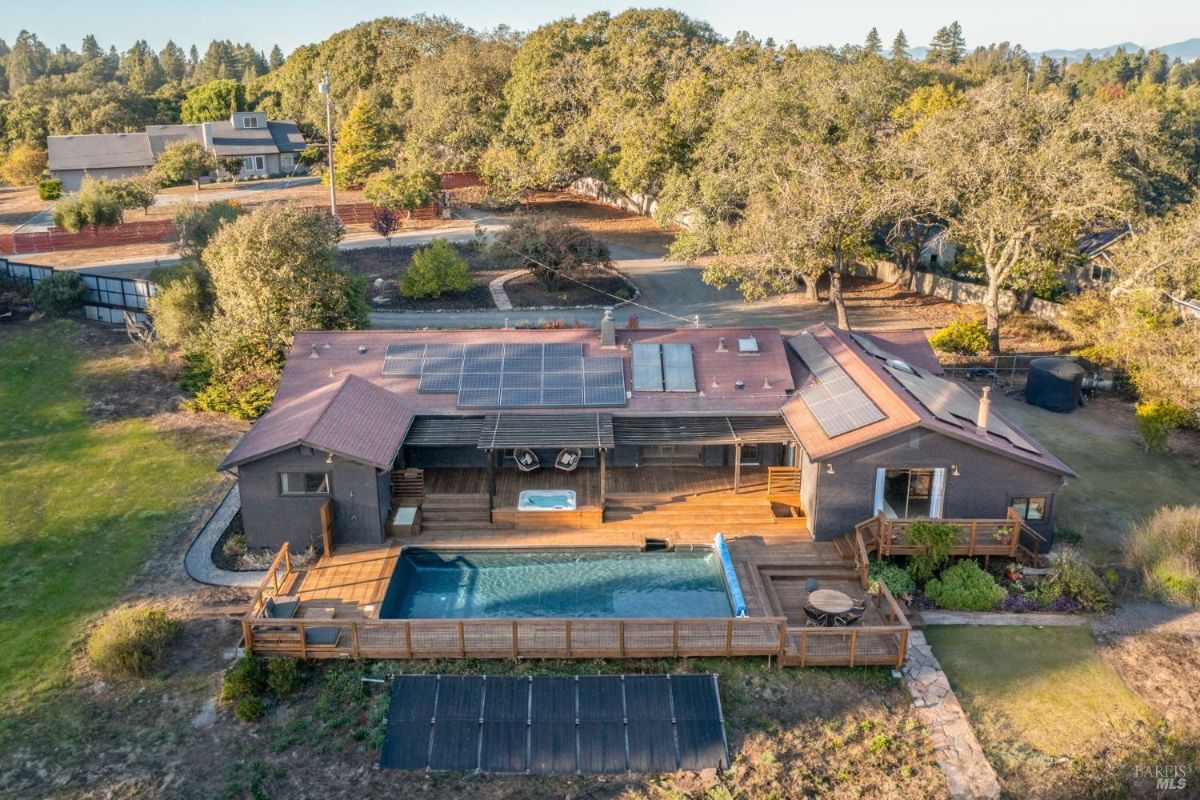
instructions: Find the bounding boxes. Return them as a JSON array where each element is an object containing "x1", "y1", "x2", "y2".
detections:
[{"x1": 58, "y1": 207, "x2": 926, "y2": 333}]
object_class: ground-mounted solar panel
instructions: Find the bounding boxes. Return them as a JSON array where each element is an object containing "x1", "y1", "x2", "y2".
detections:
[
  {"x1": 632, "y1": 343, "x2": 664, "y2": 391},
  {"x1": 791, "y1": 333, "x2": 886, "y2": 437},
  {"x1": 662, "y1": 343, "x2": 697, "y2": 392}
]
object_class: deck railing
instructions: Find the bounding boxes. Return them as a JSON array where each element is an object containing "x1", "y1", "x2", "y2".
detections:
[
  {"x1": 247, "y1": 542, "x2": 293, "y2": 617},
  {"x1": 781, "y1": 583, "x2": 910, "y2": 668},
  {"x1": 243, "y1": 614, "x2": 790, "y2": 661},
  {"x1": 855, "y1": 509, "x2": 1047, "y2": 563},
  {"x1": 765, "y1": 467, "x2": 802, "y2": 503}
]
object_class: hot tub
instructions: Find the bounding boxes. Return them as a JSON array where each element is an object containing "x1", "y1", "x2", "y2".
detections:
[{"x1": 518, "y1": 489, "x2": 577, "y2": 511}]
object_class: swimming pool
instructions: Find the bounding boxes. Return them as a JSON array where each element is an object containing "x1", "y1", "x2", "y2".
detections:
[{"x1": 379, "y1": 548, "x2": 734, "y2": 619}]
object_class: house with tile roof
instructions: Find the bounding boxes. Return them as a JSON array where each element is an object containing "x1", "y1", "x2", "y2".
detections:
[
  {"x1": 48, "y1": 112, "x2": 307, "y2": 191},
  {"x1": 219, "y1": 318, "x2": 1073, "y2": 551}
]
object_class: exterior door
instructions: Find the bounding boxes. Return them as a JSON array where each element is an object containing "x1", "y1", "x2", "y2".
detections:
[{"x1": 874, "y1": 468, "x2": 945, "y2": 519}]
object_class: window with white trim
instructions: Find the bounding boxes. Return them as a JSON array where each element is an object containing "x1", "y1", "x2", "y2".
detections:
[
  {"x1": 1010, "y1": 496, "x2": 1046, "y2": 521},
  {"x1": 243, "y1": 116, "x2": 259, "y2": 128},
  {"x1": 280, "y1": 152, "x2": 295, "y2": 168},
  {"x1": 280, "y1": 472, "x2": 330, "y2": 495}
]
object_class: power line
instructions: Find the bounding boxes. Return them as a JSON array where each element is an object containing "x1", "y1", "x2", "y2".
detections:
[{"x1": 489, "y1": 238, "x2": 700, "y2": 327}]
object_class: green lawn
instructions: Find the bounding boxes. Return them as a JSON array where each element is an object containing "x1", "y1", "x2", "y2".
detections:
[
  {"x1": 0, "y1": 321, "x2": 225, "y2": 715},
  {"x1": 925, "y1": 626, "x2": 1150, "y2": 755},
  {"x1": 995, "y1": 396, "x2": 1200, "y2": 561}
]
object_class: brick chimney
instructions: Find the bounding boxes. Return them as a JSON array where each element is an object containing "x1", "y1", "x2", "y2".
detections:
[
  {"x1": 976, "y1": 386, "x2": 992, "y2": 435},
  {"x1": 600, "y1": 307, "x2": 616, "y2": 348}
]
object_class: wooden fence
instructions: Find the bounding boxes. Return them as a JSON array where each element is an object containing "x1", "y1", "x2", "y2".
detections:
[
  {"x1": 779, "y1": 583, "x2": 910, "y2": 668},
  {"x1": 244, "y1": 614, "x2": 789, "y2": 661},
  {"x1": 855, "y1": 509, "x2": 1047, "y2": 563}
]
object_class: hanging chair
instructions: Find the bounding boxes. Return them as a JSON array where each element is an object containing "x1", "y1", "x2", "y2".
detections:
[
  {"x1": 555, "y1": 447, "x2": 582, "y2": 472},
  {"x1": 514, "y1": 448, "x2": 540, "y2": 472}
]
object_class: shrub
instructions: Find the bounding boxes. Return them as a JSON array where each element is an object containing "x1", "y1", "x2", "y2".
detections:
[
  {"x1": 146, "y1": 262, "x2": 214, "y2": 347},
  {"x1": 1134, "y1": 400, "x2": 1196, "y2": 453},
  {"x1": 51, "y1": 178, "x2": 126, "y2": 232},
  {"x1": 32, "y1": 271, "x2": 87, "y2": 316},
  {"x1": 491, "y1": 215, "x2": 611, "y2": 291},
  {"x1": 221, "y1": 654, "x2": 269, "y2": 705},
  {"x1": 868, "y1": 561, "x2": 916, "y2": 598},
  {"x1": 905, "y1": 520, "x2": 962, "y2": 582},
  {"x1": 1126, "y1": 505, "x2": 1200, "y2": 606},
  {"x1": 87, "y1": 606, "x2": 181, "y2": 679},
  {"x1": 1, "y1": 144, "x2": 48, "y2": 186},
  {"x1": 925, "y1": 561, "x2": 1006, "y2": 611},
  {"x1": 38, "y1": 178, "x2": 63, "y2": 200},
  {"x1": 929, "y1": 317, "x2": 989, "y2": 356},
  {"x1": 1033, "y1": 547, "x2": 1112, "y2": 611},
  {"x1": 234, "y1": 695, "x2": 266, "y2": 722},
  {"x1": 266, "y1": 657, "x2": 304, "y2": 697},
  {"x1": 400, "y1": 239, "x2": 473, "y2": 299},
  {"x1": 999, "y1": 593, "x2": 1040, "y2": 613},
  {"x1": 222, "y1": 532, "x2": 247, "y2": 558},
  {"x1": 184, "y1": 378, "x2": 276, "y2": 419}
]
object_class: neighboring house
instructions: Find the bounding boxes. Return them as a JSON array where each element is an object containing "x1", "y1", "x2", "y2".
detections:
[
  {"x1": 47, "y1": 111, "x2": 306, "y2": 190},
  {"x1": 1068, "y1": 229, "x2": 1130, "y2": 292},
  {"x1": 218, "y1": 321, "x2": 1073, "y2": 551}
]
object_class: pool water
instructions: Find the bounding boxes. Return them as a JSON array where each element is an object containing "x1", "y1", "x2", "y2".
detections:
[{"x1": 379, "y1": 548, "x2": 734, "y2": 619}]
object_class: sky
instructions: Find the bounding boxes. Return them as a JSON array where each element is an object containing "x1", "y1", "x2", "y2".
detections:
[{"x1": 3, "y1": 0, "x2": 1196, "y2": 56}]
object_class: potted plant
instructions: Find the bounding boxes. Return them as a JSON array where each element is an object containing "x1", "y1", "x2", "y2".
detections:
[
  {"x1": 1004, "y1": 561, "x2": 1023, "y2": 582},
  {"x1": 993, "y1": 524, "x2": 1013, "y2": 543}
]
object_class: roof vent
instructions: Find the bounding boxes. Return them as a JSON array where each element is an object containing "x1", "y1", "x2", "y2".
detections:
[
  {"x1": 358, "y1": 345, "x2": 368, "y2": 355},
  {"x1": 762, "y1": 377, "x2": 772, "y2": 390},
  {"x1": 886, "y1": 357, "x2": 917, "y2": 375},
  {"x1": 716, "y1": 337, "x2": 728, "y2": 352},
  {"x1": 309, "y1": 345, "x2": 320, "y2": 359},
  {"x1": 734, "y1": 380, "x2": 745, "y2": 391},
  {"x1": 738, "y1": 337, "x2": 759, "y2": 354},
  {"x1": 328, "y1": 367, "x2": 335, "y2": 379}
]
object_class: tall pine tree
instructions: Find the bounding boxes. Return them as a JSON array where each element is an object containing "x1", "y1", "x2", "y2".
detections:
[
  {"x1": 864, "y1": 28, "x2": 882, "y2": 56},
  {"x1": 332, "y1": 95, "x2": 393, "y2": 188},
  {"x1": 927, "y1": 22, "x2": 966, "y2": 66},
  {"x1": 891, "y1": 30, "x2": 909, "y2": 60},
  {"x1": 268, "y1": 44, "x2": 284, "y2": 71}
]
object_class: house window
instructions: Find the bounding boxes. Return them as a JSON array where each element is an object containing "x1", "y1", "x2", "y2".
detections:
[
  {"x1": 280, "y1": 153, "x2": 295, "y2": 169},
  {"x1": 280, "y1": 472, "x2": 330, "y2": 495},
  {"x1": 641, "y1": 444, "x2": 702, "y2": 465},
  {"x1": 254, "y1": 155, "x2": 265, "y2": 171},
  {"x1": 874, "y1": 468, "x2": 945, "y2": 519},
  {"x1": 242, "y1": 156, "x2": 254, "y2": 171},
  {"x1": 738, "y1": 444, "x2": 760, "y2": 465},
  {"x1": 1010, "y1": 496, "x2": 1047, "y2": 521},
  {"x1": 244, "y1": 116, "x2": 259, "y2": 128}
]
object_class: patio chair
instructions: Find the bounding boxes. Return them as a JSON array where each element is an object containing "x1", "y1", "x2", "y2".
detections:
[
  {"x1": 261, "y1": 596, "x2": 299, "y2": 620},
  {"x1": 833, "y1": 606, "x2": 865, "y2": 627},
  {"x1": 803, "y1": 606, "x2": 829, "y2": 627},
  {"x1": 303, "y1": 626, "x2": 343, "y2": 647},
  {"x1": 514, "y1": 448, "x2": 540, "y2": 472},
  {"x1": 555, "y1": 447, "x2": 582, "y2": 472}
]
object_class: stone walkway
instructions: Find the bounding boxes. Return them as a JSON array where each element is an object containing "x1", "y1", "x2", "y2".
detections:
[
  {"x1": 488, "y1": 270, "x2": 523, "y2": 311},
  {"x1": 182, "y1": 483, "x2": 265, "y2": 588},
  {"x1": 921, "y1": 610, "x2": 1089, "y2": 627},
  {"x1": 902, "y1": 631, "x2": 1001, "y2": 800}
]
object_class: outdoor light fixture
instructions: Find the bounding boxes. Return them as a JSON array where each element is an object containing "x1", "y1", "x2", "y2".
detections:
[
  {"x1": 951, "y1": 465, "x2": 961, "y2": 476},
  {"x1": 325, "y1": 452, "x2": 335, "y2": 464},
  {"x1": 825, "y1": 463, "x2": 835, "y2": 475}
]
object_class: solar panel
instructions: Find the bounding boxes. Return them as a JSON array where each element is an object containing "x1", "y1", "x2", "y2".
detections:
[
  {"x1": 791, "y1": 333, "x2": 886, "y2": 437},
  {"x1": 542, "y1": 387, "x2": 586, "y2": 406},
  {"x1": 422, "y1": 356, "x2": 463, "y2": 374},
  {"x1": 460, "y1": 372, "x2": 501, "y2": 390},
  {"x1": 424, "y1": 343, "x2": 465, "y2": 359},
  {"x1": 545, "y1": 356, "x2": 585, "y2": 373},
  {"x1": 501, "y1": 387, "x2": 543, "y2": 407},
  {"x1": 458, "y1": 387, "x2": 501, "y2": 407},
  {"x1": 584, "y1": 385, "x2": 627, "y2": 406},
  {"x1": 632, "y1": 343, "x2": 664, "y2": 391},
  {"x1": 381, "y1": 357, "x2": 423, "y2": 376},
  {"x1": 544, "y1": 342, "x2": 584, "y2": 358},
  {"x1": 385, "y1": 344, "x2": 426, "y2": 358},
  {"x1": 418, "y1": 372, "x2": 462, "y2": 393},
  {"x1": 544, "y1": 371, "x2": 584, "y2": 389},
  {"x1": 662, "y1": 343, "x2": 697, "y2": 392},
  {"x1": 503, "y1": 356, "x2": 544, "y2": 373}
]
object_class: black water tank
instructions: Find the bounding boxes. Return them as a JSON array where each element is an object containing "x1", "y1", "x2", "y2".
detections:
[{"x1": 1025, "y1": 357, "x2": 1085, "y2": 413}]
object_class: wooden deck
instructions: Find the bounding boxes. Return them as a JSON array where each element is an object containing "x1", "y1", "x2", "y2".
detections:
[
  {"x1": 855, "y1": 510, "x2": 1048, "y2": 564},
  {"x1": 241, "y1": 527, "x2": 908, "y2": 668}
]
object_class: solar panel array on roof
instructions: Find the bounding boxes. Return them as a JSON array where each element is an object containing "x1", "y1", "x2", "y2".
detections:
[
  {"x1": 791, "y1": 333, "x2": 886, "y2": 437},
  {"x1": 882, "y1": 362, "x2": 1041, "y2": 453},
  {"x1": 379, "y1": 674, "x2": 729, "y2": 775},
  {"x1": 632, "y1": 343, "x2": 697, "y2": 392},
  {"x1": 382, "y1": 342, "x2": 626, "y2": 408}
]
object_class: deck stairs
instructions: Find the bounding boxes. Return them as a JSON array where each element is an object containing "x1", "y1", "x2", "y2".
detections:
[
  {"x1": 604, "y1": 490, "x2": 806, "y2": 531},
  {"x1": 419, "y1": 494, "x2": 492, "y2": 531}
]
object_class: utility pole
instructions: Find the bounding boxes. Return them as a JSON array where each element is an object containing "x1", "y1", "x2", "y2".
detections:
[{"x1": 318, "y1": 69, "x2": 336, "y2": 216}]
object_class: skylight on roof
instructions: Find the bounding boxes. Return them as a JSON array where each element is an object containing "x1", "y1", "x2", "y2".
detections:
[
  {"x1": 738, "y1": 337, "x2": 759, "y2": 354},
  {"x1": 886, "y1": 358, "x2": 918, "y2": 375}
]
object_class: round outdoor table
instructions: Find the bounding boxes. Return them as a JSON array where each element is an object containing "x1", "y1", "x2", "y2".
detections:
[{"x1": 808, "y1": 589, "x2": 854, "y2": 615}]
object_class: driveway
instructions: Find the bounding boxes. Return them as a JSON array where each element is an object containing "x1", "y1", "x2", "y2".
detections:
[{"x1": 57, "y1": 206, "x2": 933, "y2": 333}]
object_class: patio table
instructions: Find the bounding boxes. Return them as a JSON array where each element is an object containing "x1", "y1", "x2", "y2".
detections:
[{"x1": 808, "y1": 589, "x2": 854, "y2": 616}]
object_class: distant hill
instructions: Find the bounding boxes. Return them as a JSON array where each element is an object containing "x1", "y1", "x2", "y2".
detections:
[{"x1": 898, "y1": 37, "x2": 1199, "y2": 64}]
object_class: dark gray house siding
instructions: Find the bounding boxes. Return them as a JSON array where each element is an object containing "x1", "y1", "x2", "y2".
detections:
[
  {"x1": 806, "y1": 428, "x2": 1065, "y2": 542},
  {"x1": 238, "y1": 446, "x2": 387, "y2": 550}
]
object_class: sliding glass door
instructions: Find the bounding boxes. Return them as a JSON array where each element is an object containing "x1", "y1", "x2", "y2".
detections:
[{"x1": 873, "y1": 468, "x2": 945, "y2": 519}]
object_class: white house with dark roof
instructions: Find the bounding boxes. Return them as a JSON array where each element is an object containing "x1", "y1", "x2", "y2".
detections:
[{"x1": 47, "y1": 112, "x2": 307, "y2": 190}]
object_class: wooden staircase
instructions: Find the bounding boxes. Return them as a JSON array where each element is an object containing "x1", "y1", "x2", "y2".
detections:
[{"x1": 419, "y1": 494, "x2": 492, "y2": 531}]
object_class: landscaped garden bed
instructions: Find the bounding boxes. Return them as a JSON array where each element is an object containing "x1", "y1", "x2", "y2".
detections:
[
  {"x1": 338, "y1": 239, "x2": 636, "y2": 311},
  {"x1": 213, "y1": 511, "x2": 320, "y2": 572}
]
